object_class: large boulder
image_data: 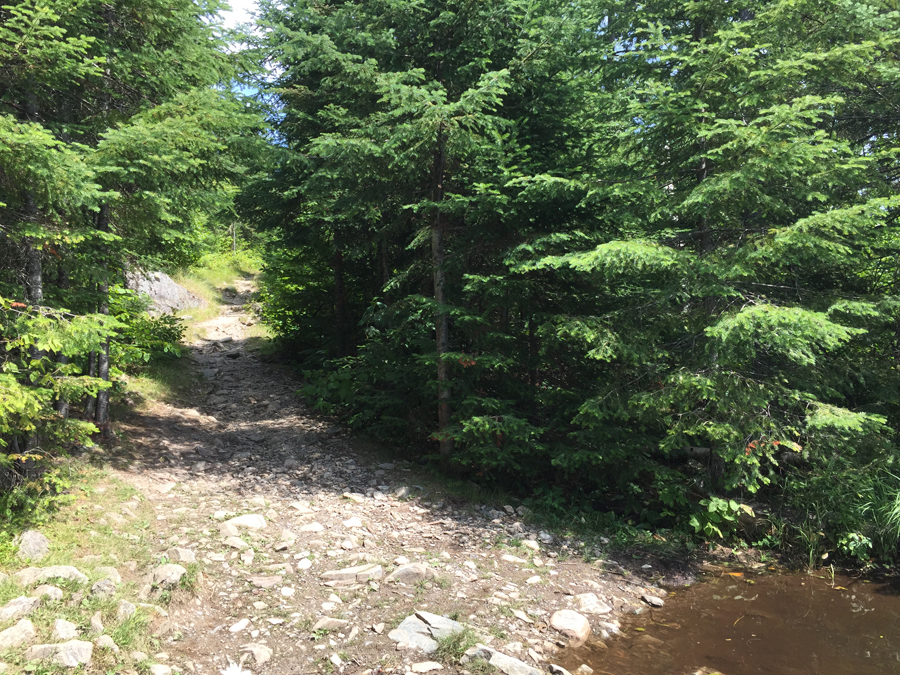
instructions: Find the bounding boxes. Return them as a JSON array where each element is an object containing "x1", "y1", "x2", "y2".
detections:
[
  {"x1": 125, "y1": 269, "x2": 204, "y2": 316},
  {"x1": 15, "y1": 566, "x2": 88, "y2": 586},
  {"x1": 550, "y1": 610, "x2": 591, "y2": 645}
]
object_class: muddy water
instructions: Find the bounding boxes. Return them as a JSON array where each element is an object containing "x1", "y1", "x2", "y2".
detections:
[{"x1": 559, "y1": 571, "x2": 900, "y2": 675}]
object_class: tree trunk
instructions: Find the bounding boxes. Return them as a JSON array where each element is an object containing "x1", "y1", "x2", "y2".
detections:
[
  {"x1": 431, "y1": 124, "x2": 452, "y2": 456},
  {"x1": 95, "y1": 203, "x2": 111, "y2": 436},
  {"x1": 54, "y1": 260, "x2": 70, "y2": 417},
  {"x1": 333, "y1": 248, "x2": 348, "y2": 357}
]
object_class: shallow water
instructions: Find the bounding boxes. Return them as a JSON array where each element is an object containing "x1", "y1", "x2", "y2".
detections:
[{"x1": 558, "y1": 571, "x2": 900, "y2": 675}]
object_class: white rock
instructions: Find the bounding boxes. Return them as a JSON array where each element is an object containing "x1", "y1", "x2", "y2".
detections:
[
  {"x1": 342, "y1": 517, "x2": 363, "y2": 528},
  {"x1": 118, "y1": 600, "x2": 137, "y2": 621},
  {"x1": 229, "y1": 619, "x2": 250, "y2": 633},
  {"x1": 411, "y1": 662, "x2": 443, "y2": 672},
  {"x1": 225, "y1": 514, "x2": 267, "y2": 530},
  {"x1": 297, "y1": 558, "x2": 312, "y2": 570},
  {"x1": 300, "y1": 522, "x2": 325, "y2": 532},
  {"x1": 150, "y1": 665, "x2": 172, "y2": 675},
  {"x1": 550, "y1": 610, "x2": 591, "y2": 644},
  {"x1": 385, "y1": 563, "x2": 437, "y2": 584},
  {"x1": 0, "y1": 596, "x2": 40, "y2": 621},
  {"x1": 25, "y1": 640, "x2": 93, "y2": 667},
  {"x1": 151, "y1": 564, "x2": 186, "y2": 587},
  {"x1": 52, "y1": 619, "x2": 79, "y2": 640},
  {"x1": 0, "y1": 619, "x2": 36, "y2": 649},
  {"x1": 242, "y1": 643, "x2": 273, "y2": 665},
  {"x1": 224, "y1": 536, "x2": 248, "y2": 550},
  {"x1": 95, "y1": 635, "x2": 119, "y2": 653},
  {"x1": 575, "y1": 593, "x2": 612, "y2": 615},
  {"x1": 167, "y1": 548, "x2": 196, "y2": 564},
  {"x1": 642, "y1": 594, "x2": 665, "y2": 607}
]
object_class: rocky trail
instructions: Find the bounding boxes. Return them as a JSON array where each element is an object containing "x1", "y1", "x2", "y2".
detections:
[{"x1": 0, "y1": 280, "x2": 685, "y2": 675}]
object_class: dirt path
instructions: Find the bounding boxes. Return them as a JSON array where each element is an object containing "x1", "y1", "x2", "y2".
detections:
[{"x1": 110, "y1": 283, "x2": 673, "y2": 675}]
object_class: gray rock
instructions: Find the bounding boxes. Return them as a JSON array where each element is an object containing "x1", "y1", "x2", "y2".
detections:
[
  {"x1": 416, "y1": 611, "x2": 465, "y2": 640},
  {"x1": 130, "y1": 651, "x2": 149, "y2": 662},
  {"x1": 91, "y1": 579, "x2": 116, "y2": 599},
  {"x1": 573, "y1": 665, "x2": 593, "y2": 675},
  {"x1": 118, "y1": 600, "x2": 137, "y2": 622},
  {"x1": 125, "y1": 269, "x2": 204, "y2": 315},
  {"x1": 96, "y1": 566, "x2": 122, "y2": 584},
  {"x1": 574, "y1": 593, "x2": 612, "y2": 615},
  {"x1": 462, "y1": 645, "x2": 542, "y2": 675},
  {"x1": 0, "y1": 596, "x2": 41, "y2": 621},
  {"x1": 0, "y1": 619, "x2": 36, "y2": 650},
  {"x1": 642, "y1": 594, "x2": 665, "y2": 607},
  {"x1": 95, "y1": 635, "x2": 119, "y2": 653},
  {"x1": 25, "y1": 640, "x2": 93, "y2": 667},
  {"x1": 550, "y1": 610, "x2": 591, "y2": 645},
  {"x1": 91, "y1": 611, "x2": 104, "y2": 634},
  {"x1": 150, "y1": 564, "x2": 186, "y2": 587},
  {"x1": 386, "y1": 563, "x2": 438, "y2": 585},
  {"x1": 31, "y1": 585, "x2": 63, "y2": 601},
  {"x1": 242, "y1": 643, "x2": 273, "y2": 665},
  {"x1": 15, "y1": 566, "x2": 88, "y2": 586},
  {"x1": 149, "y1": 664, "x2": 172, "y2": 675},
  {"x1": 167, "y1": 548, "x2": 196, "y2": 564},
  {"x1": 320, "y1": 563, "x2": 383, "y2": 586},
  {"x1": 393, "y1": 487, "x2": 411, "y2": 499},
  {"x1": 388, "y1": 616, "x2": 438, "y2": 654},
  {"x1": 15, "y1": 531, "x2": 50, "y2": 561},
  {"x1": 52, "y1": 619, "x2": 79, "y2": 640}
]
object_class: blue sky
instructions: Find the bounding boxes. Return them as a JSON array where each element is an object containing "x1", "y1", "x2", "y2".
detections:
[{"x1": 222, "y1": 0, "x2": 257, "y2": 28}]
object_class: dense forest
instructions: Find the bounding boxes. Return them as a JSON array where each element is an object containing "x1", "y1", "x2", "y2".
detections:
[{"x1": 4, "y1": 0, "x2": 900, "y2": 564}]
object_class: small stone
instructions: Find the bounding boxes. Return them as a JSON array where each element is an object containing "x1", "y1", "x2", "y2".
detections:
[
  {"x1": 31, "y1": 585, "x2": 63, "y2": 601},
  {"x1": 91, "y1": 611, "x2": 104, "y2": 634},
  {"x1": 0, "y1": 596, "x2": 40, "y2": 621},
  {"x1": 95, "y1": 635, "x2": 119, "y2": 653},
  {"x1": 320, "y1": 563, "x2": 383, "y2": 585},
  {"x1": 550, "y1": 610, "x2": 591, "y2": 645},
  {"x1": 91, "y1": 579, "x2": 116, "y2": 599},
  {"x1": 313, "y1": 617, "x2": 349, "y2": 631},
  {"x1": 118, "y1": 600, "x2": 137, "y2": 621},
  {"x1": 300, "y1": 522, "x2": 325, "y2": 532},
  {"x1": 15, "y1": 531, "x2": 51, "y2": 561},
  {"x1": 525, "y1": 576, "x2": 541, "y2": 584},
  {"x1": 343, "y1": 517, "x2": 363, "y2": 528},
  {"x1": 329, "y1": 653, "x2": 343, "y2": 667},
  {"x1": 167, "y1": 548, "x2": 196, "y2": 564},
  {"x1": 224, "y1": 537, "x2": 248, "y2": 550},
  {"x1": 642, "y1": 594, "x2": 665, "y2": 608},
  {"x1": 385, "y1": 563, "x2": 437, "y2": 584},
  {"x1": 522, "y1": 540, "x2": 540, "y2": 552},
  {"x1": 373, "y1": 623, "x2": 385, "y2": 634},
  {"x1": 150, "y1": 665, "x2": 172, "y2": 675},
  {"x1": 242, "y1": 643, "x2": 273, "y2": 665},
  {"x1": 53, "y1": 619, "x2": 79, "y2": 640},
  {"x1": 501, "y1": 554, "x2": 528, "y2": 564},
  {"x1": 151, "y1": 564, "x2": 186, "y2": 587},
  {"x1": 297, "y1": 558, "x2": 312, "y2": 570},
  {"x1": 574, "y1": 666, "x2": 594, "y2": 675},
  {"x1": 229, "y1": 618, "x2": 250, "y2": 633},
  {"x1": 393, "y1": 487, "x2": 411, "y2": 499},
  {"x1": 411, "y1": 662, "x2": 443, "y2": 672},
  {"x1": 0, "y1": 619, "x2": 36, "y2": 650},
  {"x1": 512, "y1": 609, "x2": 533, "y2": 624},
  {"x1": 25, "y1": 640, "x2": 93, "y2": 667},
  {"x1": 224, "y1": 514, "x2": 267, "y2": 530},
  {"x1": 130, "y1": 651, "x2": 149, "y2": 662},
  {"x1": 280, "y1": 586, "x2": 295, "y2": 597}
]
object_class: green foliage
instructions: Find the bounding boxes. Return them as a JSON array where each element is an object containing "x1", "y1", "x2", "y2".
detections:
[{"x1": 249, "y1": 0, "x2": 900, "y2": 563}]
